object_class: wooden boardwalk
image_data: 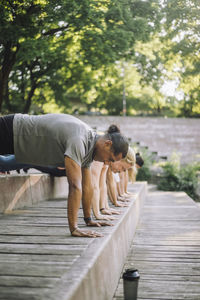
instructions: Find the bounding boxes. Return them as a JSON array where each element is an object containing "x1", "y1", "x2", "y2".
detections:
[
  {"x1": 114, "y1": 187, "x2": 200, "y2": 300},
  {"x1": 0, "y1": 198, "x2": 87, "y2": 299},
  {"x1": 0, "y1": 182, "x2": 146, "y2": 300}
]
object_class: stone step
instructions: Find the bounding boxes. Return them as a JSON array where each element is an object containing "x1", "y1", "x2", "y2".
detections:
[
  {"x1": 78, "y1": 116, "x2": 200, "y2": 164},
  {"x1": 0, "y1": 174, "x2": 69, "y2": 213}
]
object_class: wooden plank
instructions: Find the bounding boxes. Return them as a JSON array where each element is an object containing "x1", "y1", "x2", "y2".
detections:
[
  {"x1": 0, "y1": 243, "x2": 86, "y2": 255},
  {"x1": 133, "y1": 240, "x2": 200, "y2": 246},
  {"x1": 115, "y1": 289, "x2": 200, "y2": 300},
  {"x1": 0, "y1": 216, "x2": 91, "y2": 224},
  {"x1": 139, "y1": 219, "x2": 200, "y2": 225},
  {"x1": 115, "y1": 280, "x2": 200, "y2": 299},
  {"x1": 0, "y1": 217, "x2": 69, "y2": 225},
  {"x1": 123, "y1": 261, "x2": 200, "y2": 276},
  {"x1": 140, "y1": 279, "x2": 200, "y2": 295},
  {"x1": 0, "y1": 276, "x2": 59, "y2": 288},
  {"x1": 129, "y1": 245, "x2": 200, "y2": 252},
  {"x1": 5, "y1": 206, "x2": 68, "y2": 212},
  {"x1": 136, "y1": 228, "x2": 200, "y2": 235},
  {"x1": 0, "y1": 261, "x2": 70, "y2": 276},
  {"x1": 0, "y1": 235, "x2": 92, "y2": 245},
  {"x1": 127, "y1": 253, "x2": 200, "y2": 263},
  {"x1": 0, "y1": 287, "x2": 51, "y2": 300},
  {"x1": 134, "y1": 232, "x2": 200, "y2": 238},
  {"x1": 0, "y1": 253, "x2": 79, "y2": 263},
  {"x1": 0, "y1": 225, "x2": 73, "y2": 235},
  {"x1": 115, "y1": 278, "x2": 200, "y2": 293},
  {"x1": 131, "y1": 274, "x2": 200, "y2": 282}
]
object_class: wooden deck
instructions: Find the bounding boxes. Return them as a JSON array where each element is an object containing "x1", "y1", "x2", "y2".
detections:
[
  {"x1": 0, "y1": 198, "x2": 84, "y2": 299},
  {"x1": 0, "y1": 182, "x2": 147, "y2": 300},
  {"x1": 113, "y1": 186, "x2": 200, "y2": 299}
]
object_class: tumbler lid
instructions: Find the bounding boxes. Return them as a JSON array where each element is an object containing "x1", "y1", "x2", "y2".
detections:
[{"x1": 123, "y1": 269, "x2": 140, "y2": 281}]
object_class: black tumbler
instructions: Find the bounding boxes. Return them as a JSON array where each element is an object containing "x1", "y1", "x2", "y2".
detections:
[{"x1": 123, "y1": 268, "x2": 140, "y2": 300}]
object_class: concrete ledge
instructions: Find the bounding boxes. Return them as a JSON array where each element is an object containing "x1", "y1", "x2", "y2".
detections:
[
  {"x1": 0, "y1": 174, "x2": 69, "y2": 213},
  {"x1": 49, "y1": 181, "x2": 147, "y2": 300}
]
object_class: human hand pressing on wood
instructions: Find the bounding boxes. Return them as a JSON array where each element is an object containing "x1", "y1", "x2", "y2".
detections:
[
  {"x1": 85, "y1": 218, "x2": 114, "y2": 227},
  {"x1": 71, "y1": 227, "x2": 103, "y2": 238}
]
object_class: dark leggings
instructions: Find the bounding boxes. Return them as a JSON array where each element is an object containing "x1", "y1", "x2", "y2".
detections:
[
  {"x1": 0, "y1": 115, "x2": 14, "y2": 154},
  {"x1": 0, "y1": 154, "x2": 66, "y2": 177}
]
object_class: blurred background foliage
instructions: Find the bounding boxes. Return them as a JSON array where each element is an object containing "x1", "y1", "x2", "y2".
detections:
[
  {"x1": 0, "y1": 0, "x2": 199, "y2": 117},
  {"x1": 157, "y1": 154, "x2": 200, "y2": 201},
  {"x1": 134, "y1": 146, "x2": 200, "y2": 201}
]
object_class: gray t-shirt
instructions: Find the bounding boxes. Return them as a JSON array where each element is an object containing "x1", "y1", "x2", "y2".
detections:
[{"x1": 13, "y1": 114, "x2": 97, "y2": 168}]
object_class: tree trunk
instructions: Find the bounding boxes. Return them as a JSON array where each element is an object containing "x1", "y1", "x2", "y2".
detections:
[
  {"x1": 0, "y1": 75, "x2": 7, "y2": 112},
  {"x1": 0, "y1": 42, "x2": 19, "y2": 112},
  {"x1": 23, "y1": 82, "x2": 37, "y2": 114},
  {"x1": 157, "y1": 105, "x2": 161, "y2": 114},
  {"x1": 5, "y1": 80, "x2": 12, "y2": 112}
]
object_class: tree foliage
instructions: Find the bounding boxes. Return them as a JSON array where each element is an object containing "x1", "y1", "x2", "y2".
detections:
[
  {"x1": 161, "y1": 0, "x2": 200, "y2": 117},
  {"x1": 0, "y1": 0, "x2": 199, "y2": 116}
]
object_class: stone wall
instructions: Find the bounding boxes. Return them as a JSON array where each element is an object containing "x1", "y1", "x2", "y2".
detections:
[
  {"x1": 0, "y1": 174, "x2": 68, "y2": 213},
  {"x1": 78, "y1": 116, "x2": 200, "y2": 164}
]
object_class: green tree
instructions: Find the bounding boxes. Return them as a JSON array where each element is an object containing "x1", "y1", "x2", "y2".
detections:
[
  {"x1": 162, "y1": 0, "x2": 200, "y2": 117},
  {"x1": 0, "y1": 0, "x2": 161, "y2": 113},
  {"x1": 0, "y1": 0, "x2": 71, "y2": 111}
]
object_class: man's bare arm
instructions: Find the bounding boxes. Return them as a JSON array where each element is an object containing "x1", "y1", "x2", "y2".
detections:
[
  {"x1": 65, "y1": 156, "x2": 82, "y2": 233},
  {"x1": 65, "y1": 156, "x2": 102, "y2": 237}
]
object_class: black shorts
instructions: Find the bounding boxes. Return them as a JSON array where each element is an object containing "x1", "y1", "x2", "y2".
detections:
[{"x1": 0, "y1": 114, "x2": 14, "y2": 154}]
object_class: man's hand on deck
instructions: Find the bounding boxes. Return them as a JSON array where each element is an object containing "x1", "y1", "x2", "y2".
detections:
[
  {"x1": 95, "y1": 214, "x2": 116, "y2": 221},
  {"x1": 71, "y1": 227, "x2": 103, "y2": 238}
]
